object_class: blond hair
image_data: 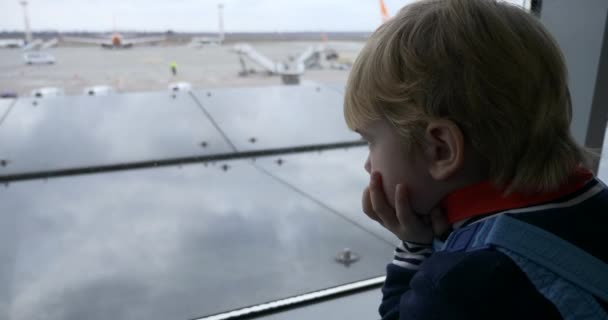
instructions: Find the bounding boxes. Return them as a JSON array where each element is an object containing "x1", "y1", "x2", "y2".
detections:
[{"x1": 344, "y1": 0, "x2": 591, "y2": 193}]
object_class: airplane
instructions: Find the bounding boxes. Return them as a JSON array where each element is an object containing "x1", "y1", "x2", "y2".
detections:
[
  {"x1": 62, "y1": 32, "x2": 166, "y2": 49},
  {"x1": 0, "y1": 39, "x2": 25, "y2": 48}
]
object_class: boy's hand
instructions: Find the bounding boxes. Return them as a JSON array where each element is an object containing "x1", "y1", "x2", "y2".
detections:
[{"x1": 362, "y1": 172, "x2": 449, "y2": 244}]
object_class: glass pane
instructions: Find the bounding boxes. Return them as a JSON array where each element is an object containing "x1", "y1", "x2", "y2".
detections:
[
  {"x1": 597, "y1": 122, "x2": 608, "y2": 183},
  {"x1": 0, "y1": 92, "x2": 233, "y2": 175},
  {"x1": 190, "y1": 85, "x2": 359, "y2": 151},
  {"x1": 0, "y1": 98, "x2": 16, "y2": 123},
  {"x1": 254, "y1": 146, "x2": 395, "y2": 243},
  {"x1": 319, "y1": 82, "x2": 346, "y2": 94},
  {"x1": 2, "y1": 156, "x2": 391, "y2": 320}
]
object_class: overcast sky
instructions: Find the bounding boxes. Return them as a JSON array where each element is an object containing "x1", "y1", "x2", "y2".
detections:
[{"x1": 0, "y1": 0, "x2": 524, "y2": 33}]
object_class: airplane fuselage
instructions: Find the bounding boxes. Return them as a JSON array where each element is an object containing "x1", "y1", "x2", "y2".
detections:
[
  {"x1": 100, "y1": 33, "x2": 132, "y2": 49},
  {"x1": 112, "y1": 34, "x2": 121, "y2": 46}
]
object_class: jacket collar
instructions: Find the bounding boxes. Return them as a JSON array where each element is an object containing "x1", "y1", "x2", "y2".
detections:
[{"x1": 441, "y1": 168, "x2": 594, "y2": 224}]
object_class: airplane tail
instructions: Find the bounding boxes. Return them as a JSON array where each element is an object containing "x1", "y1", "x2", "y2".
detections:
[{"x1": 379, "y1": 0, "x2": 390, "y2": 23}]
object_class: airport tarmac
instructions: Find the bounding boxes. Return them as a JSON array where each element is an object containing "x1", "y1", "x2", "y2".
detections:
[{"x1": 0, "y1": 41, "x2": 364, "y2": 96}]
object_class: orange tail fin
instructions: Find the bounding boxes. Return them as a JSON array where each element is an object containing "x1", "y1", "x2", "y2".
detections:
[{"x1": 379, "y1": 0, "x2": 390, "y2": 23}]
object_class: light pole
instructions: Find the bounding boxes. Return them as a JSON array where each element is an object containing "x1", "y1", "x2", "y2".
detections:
[
  {"x1": 218, "y1": 4, "x2": 224, "y2": 44},
  {"x1": 19, "y1": 1, "x2": 33, "y2": 43}
]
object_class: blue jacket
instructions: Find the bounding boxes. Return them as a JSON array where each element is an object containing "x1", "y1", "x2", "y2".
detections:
[{"x1": 380, "y1": 176, "x2": 608, "y2": 319}]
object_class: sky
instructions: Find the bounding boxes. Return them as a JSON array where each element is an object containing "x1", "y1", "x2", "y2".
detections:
[{"x1": 0, "y1": 0, "x2": 525, "y2": 33}]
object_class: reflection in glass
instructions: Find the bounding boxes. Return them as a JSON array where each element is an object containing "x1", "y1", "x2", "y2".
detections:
[{"x1": 2, "y1": 151, "x2": 391, "y2": 319}]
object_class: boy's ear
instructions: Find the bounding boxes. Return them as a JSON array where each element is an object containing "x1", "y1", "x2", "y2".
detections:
[{"x1": 424, "y1": 119, "x2": 465, "y2": 181}]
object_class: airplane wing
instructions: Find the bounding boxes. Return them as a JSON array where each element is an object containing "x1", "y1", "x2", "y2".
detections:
[
  {"x1": 121, "y1": 36, "x2": 166, "y2": 45},
  {"x1": 62, "y1": 36, "x2": 112, "y2": 46}
]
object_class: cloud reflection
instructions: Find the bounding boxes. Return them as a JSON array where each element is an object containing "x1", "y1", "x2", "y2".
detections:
[{"x1": 3, "y1": 151, "x2": 391, "y2": 320}]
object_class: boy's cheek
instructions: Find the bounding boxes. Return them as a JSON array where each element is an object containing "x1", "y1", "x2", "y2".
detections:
[{"x1": 408, "y1": 187, "x2": 437, "y2": 216}]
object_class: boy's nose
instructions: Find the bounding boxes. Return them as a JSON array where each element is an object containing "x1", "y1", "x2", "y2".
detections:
[{"x1": 364, "y1": 156, "x2": 371, "y2": 174}]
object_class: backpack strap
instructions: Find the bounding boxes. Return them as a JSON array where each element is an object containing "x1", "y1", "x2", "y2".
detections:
[{"x1": 443, "y1": 215, "x2": 608, "y2": 301}]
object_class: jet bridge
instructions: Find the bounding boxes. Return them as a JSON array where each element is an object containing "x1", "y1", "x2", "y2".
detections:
[
  {"x1": 233, "y1": 43, "x2": 331, "y2": 85},
  {"x1": 233, "y1": 43, "x2": 285, "y2": 75}
]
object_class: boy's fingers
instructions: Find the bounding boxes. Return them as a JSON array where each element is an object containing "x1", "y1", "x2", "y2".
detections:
[
  {"x1": 362, "y1": 187, "x2": 382, "y2": 224},
  {"x1": 369, "y1": 173, "x2": 398, "y2": 226},
  {"x1": 394, "y1": 184, "x2": 426, "y2": 230}
]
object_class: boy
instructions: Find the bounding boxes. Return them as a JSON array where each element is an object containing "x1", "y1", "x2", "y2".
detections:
[{"x1": 343, "y1": 0, "x2": 608, "y2": 319}]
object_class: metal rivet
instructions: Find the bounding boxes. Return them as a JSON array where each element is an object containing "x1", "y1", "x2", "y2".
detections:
[{"x1": 335, "y1": 248, "x2": 359, "y2": 267}]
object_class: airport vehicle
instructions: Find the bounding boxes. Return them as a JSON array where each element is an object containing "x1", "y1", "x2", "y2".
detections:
[
  {"x1": 23, "y1": 51, "x2": 56, "y2": 65},
  {"x1": 63, "y1": 32, "x2": 165, "y2": 49},
  {"x1": 83, "y1": 85, "x2": 115, "y2": 96},
  {"x1": 0, "y1": 39, "x2": 25, "y2": 48},
  {"x1": 168, "y1": 82, "x2": 193, "y2": 92},
  {"x1": 0, "y1": 92, "x2": 18, "y2": 98},
  {"x1": 30, "y1": 86, "x2": 64, "y2": 97}
]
